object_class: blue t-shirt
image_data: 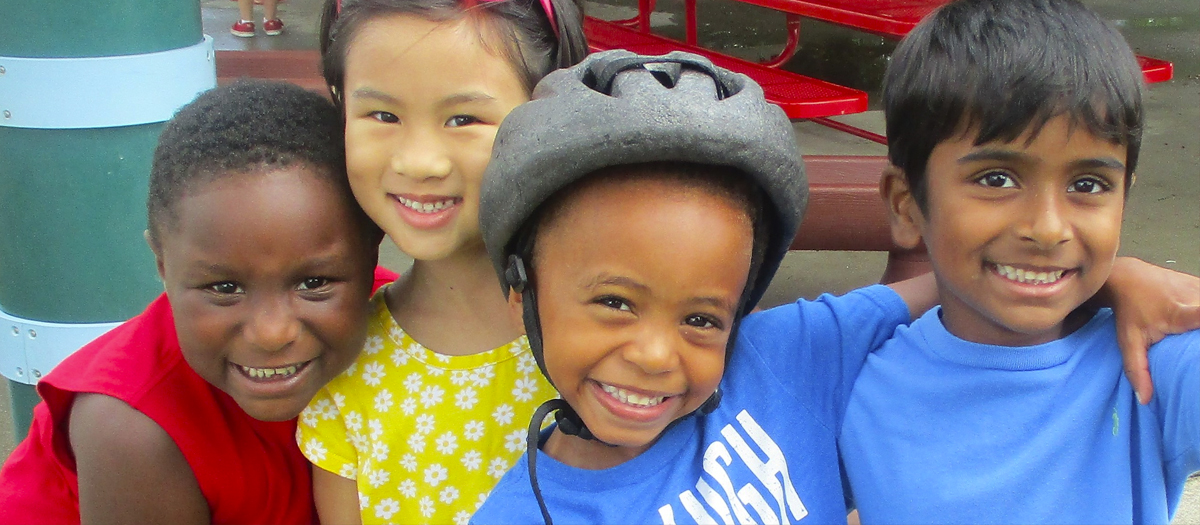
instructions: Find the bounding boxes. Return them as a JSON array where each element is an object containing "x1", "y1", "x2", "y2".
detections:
[
  {"x1": 840, "y1": 307, "x2": 1200, "y2": 524},
  {"x1": 472, "y1": 285, "x2": 909, "y2": 525}
]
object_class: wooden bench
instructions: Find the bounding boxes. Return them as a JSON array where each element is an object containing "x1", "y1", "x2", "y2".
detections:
[
  {"x1": 798, "y1": 156, "x2": 930, "y2": 283},
  {"x1": 214, "y1": 49, "x2": 324, "y2": 91}
]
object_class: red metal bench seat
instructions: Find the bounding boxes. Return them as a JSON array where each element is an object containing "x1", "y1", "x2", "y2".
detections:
[{"x1": 586, "y1": 17, "x2": 867, "y2": 119}]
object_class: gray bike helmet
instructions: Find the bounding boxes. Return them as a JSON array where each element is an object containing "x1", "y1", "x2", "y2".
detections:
[
  {"x1": 483, "y1": 48, "x2": 807, "y2": 375},
  {"x1": 480, "y1": 49, "x2": 808, "y2": 525}
]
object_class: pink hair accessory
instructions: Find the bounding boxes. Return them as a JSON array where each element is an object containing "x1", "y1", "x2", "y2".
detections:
[{"x1": 480, "y1": 0, "x2": 558, "y2": 36}]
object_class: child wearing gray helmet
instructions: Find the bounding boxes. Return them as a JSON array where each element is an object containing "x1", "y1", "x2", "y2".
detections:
[{"x1": 470, "y1": 50, "x2": 1196, "y2": 525}]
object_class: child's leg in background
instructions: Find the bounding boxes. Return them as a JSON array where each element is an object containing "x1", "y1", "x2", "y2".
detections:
[
  {"x1": 232, "y1": 0, "x2": 255, "y2": 36},
  {"x1": 262, "y1": 0, "x2": 283, "y2": 35}
]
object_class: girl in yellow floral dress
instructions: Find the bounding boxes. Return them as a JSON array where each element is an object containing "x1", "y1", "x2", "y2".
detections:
[{"x1": 297, "y1": 0, "x2": 588, "y2": 523}]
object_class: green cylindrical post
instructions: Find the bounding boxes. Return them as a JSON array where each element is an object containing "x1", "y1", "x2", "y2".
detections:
[{"x1": 0, "y1": 1, "x2": 213, "y2": 439}]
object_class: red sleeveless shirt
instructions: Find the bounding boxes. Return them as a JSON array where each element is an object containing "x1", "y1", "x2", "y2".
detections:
[{"x1": 0, "y1": 267, "x2": 397, "y2": 524}]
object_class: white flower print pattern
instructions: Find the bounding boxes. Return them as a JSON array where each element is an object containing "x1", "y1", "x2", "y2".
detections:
[
  {"x1": 407, "y1": 433, "x2": 427, "y2": 454},
  {"x1": 511, "y1": 377, "x2": 539, "y2": 402},
  {"x1": 419, "y1": 384, "x2": 445, "y2": 407},
  {"x1": 463, "y1": 421, "x2": 484, "y2": 441},
  {"x1": 460, "y1": 450, "x2": 482, "y2": 471},
  {"x1": 372, "y1": 440, "x2": 390, "y2": 462},
  {"x1": 454, "y1": 510, "x2": 473, "y2": 525},
  {"x1": 299, "y1": 407, "x2": 318, "y2": 428},
  {"x1": 516, "y1": 353, "x2": 537, "y2": 375},
  {"x1": 503, "y1": 429, "x2": 526, "y2": 453},
  {"x1": 454, "y1": 388, "x2": 478, "y2": 410},
  {"x1": 344, "y1": 411, "x2": 363, "y2": 433},
  {"x1": 374, "y1": 389, "x2": 394, "y2": 413},
  {"x1": 403, "y1": 372, "x2": 423, "y2": 393},
  {"x1": 493, "y1": 404, "x2": 514, "y2": 426},
  {"x1": 424, "y1": 464, "x2": 448, "y2": 487},
  {"x1": 399, "y1": 397, "x2": 417, "y2": 415},
  {"x1": 470, "y1": 367, "x2": 495, "y2": 388},
  {"x1": 399, "y1": 453, "x2": 418, "y2": 472},
  {"x1": 415, "y1": 414, "x2": 435, "y2": 435},
  {"x1": 374, "y1": 498, "x2": 399, "y2": 520},
  {"x1": 362, "y1": 362, "x2": 385, "y2": 387},
  {"x1": 398, "y1": 479, "x2": 417, "y2": 498},
  {"x1": 296, "y1": 296, "x2": 553, "y2": 525},
  {"x1": 390, "y1": 348, "x2": 409, "y2": 367},
  {"x1": 435, "y1": 431, "x2": 458, "y2": 455},
  {"x1": 367, "y1": 468, "x2": 390, "y2": 488},
  {"x1": 303, "y1": 438, "x2": 327, "y2": 463},
  {"x1": 439, "y1": 486, "x2": 460, "y2": 505},
  {"x1": 487, "y1": 458, "x2": 510, "y2": 479},
  {"x1": 364, "y1": 335, "x2": 384, "y2": 355}
]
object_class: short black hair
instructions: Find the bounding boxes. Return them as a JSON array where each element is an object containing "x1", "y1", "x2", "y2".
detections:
[
  {"x1": 884, "y1": 0, "x2": 1144, "y2": 209},
  {"x1": 147, "y1": 80, "x2": 371, "y2": 245}
]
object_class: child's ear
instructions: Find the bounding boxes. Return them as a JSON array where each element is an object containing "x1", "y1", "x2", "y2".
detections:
[
  {"x1": 880, "y1": 165, "x2": 924, "y2": 250},
  {"x1": 144, "y1": 230, "x2": 168, "y2": 285},
  {"x1": 506, "y1": 289, "x2": 527, "y2": 336}
]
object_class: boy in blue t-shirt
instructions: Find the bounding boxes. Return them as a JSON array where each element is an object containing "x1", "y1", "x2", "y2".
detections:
[{"x1": 839, "y1": 0, "x2": 1200, "y2": 523}]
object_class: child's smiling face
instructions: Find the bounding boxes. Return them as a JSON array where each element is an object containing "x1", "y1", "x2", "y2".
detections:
[
  {"x1": 341, "y1": 14, "x2": 530, "y2": 262},
  {"x1": 152, "y1": 167, "x2": 378, "y2": 421},
  {"x1": 528, "y1": 174, "x2": 753, "y2": 466},
  {"x1": 893, "y1": 115, "x2": 1127, "y2": 346}
]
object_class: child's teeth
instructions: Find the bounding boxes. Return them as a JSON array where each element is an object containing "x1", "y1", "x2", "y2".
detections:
[
  {"x1": 600, "y1": 383, "x2": 665, "y2": 407},
  {"x1": 397, "y1": 196, "x2": 456, "y2": 214},
  {"x1": 995, "y1": 264, "x2": 1065, "y2": 285},
  {"x1": 241, "y1": 364, "x2": 302, "y2": 379}
]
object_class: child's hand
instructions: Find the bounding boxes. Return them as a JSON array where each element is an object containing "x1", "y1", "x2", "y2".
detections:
[{"x1": 1101, "y1": 257, "x2": 1200, "y2": 404}]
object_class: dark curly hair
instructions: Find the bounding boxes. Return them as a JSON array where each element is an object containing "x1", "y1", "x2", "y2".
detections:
[{"x1": 147, "y1": 80, "x2": 373, "y2": 245}]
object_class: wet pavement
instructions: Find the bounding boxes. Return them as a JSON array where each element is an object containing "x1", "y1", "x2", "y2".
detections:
[{"x1": 3, "y1": 0, "x2": 1198, "y2": 520}]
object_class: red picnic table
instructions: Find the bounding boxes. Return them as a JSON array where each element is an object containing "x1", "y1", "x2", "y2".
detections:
[
  {"x1": 589, "y1": 0, "x2": 1172, "y2": 144},
  {"x1": 616, "y1": 0, "x2": 1174, "y2": 85}
]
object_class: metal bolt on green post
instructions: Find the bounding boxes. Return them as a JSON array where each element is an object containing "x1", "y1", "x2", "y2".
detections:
[{"x1": 0, "y1": 0, "x2": 216, "y2": 440}]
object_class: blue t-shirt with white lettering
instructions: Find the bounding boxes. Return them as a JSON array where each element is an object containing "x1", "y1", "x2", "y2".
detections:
[{"x1": 471, "y1": 285, "x2": 909, "y2": 525}]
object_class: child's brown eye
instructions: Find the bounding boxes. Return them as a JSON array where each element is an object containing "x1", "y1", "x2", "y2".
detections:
[
  {"x1": 684, "y1": 315, "x2": 721, "y2": 330},
  {"x1": 207, "y1": 282, "x2": 241, "y2": 295},
  {"x1": 596, "y1": 296, "x2": 632, "y2": 312},
  {"x1": 977, "y1": 171, "x2": 1016, "y2": 188},
  {"x1": 1068, "y1": 177, "x2": 1109, "y2": 194},
  {"x1": 446, "y1": 115, "x2": 481, "y2": 127},
  {"x1": 298, "y1": 277, "x2": 330, "y2": 291},
  {"x1": 370, "y1": 111, "x2": 399, "y2": 124}
]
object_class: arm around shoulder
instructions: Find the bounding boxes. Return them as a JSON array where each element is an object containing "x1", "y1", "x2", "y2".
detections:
[{"x1": 69, "y1": 393, "x2": 209, "y2": 525}]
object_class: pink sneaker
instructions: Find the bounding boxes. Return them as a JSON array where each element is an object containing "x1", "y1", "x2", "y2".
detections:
[
  {"x1": 263, "y1": 18, "x2": 284, "y2": 36},
  {"x1": 231, "y1": 20, "x2": 255, "y2": 37}
]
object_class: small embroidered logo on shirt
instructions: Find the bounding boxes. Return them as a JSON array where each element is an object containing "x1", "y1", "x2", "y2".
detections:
[{"x1": 1111, "y1": 406, "x2": 1120, "y2": 436}]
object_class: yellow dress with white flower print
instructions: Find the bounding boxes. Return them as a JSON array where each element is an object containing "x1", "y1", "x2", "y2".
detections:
[{"x1": 298, "y1": 288, "x2": 553, "y2": 525}]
